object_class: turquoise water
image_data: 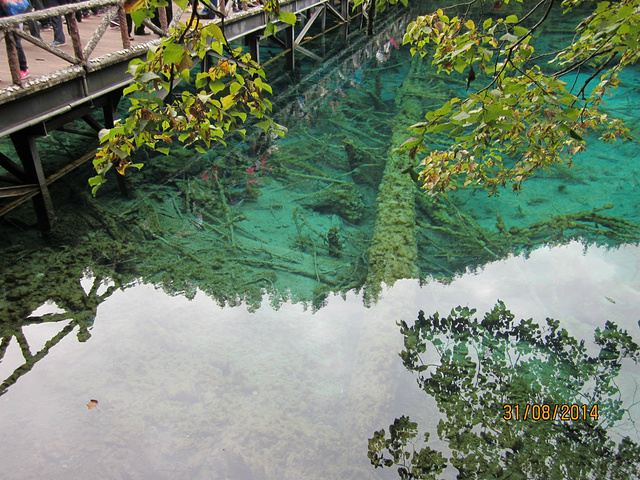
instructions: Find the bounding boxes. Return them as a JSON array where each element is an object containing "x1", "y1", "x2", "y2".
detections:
[{"x1": 0, "y1": 5, "x2": 639, "y2": 479}]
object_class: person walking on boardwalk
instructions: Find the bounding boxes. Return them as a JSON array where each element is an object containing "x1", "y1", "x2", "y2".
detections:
[
  {"x1": 0, "y1": 2, "x2": 30, "y2": 78},
  {"x1": 43, "y1": 0, "x2": 65, "y2": 46}
]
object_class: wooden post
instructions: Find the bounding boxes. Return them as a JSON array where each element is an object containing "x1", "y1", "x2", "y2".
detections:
[
  {"x1": 102, "y1": 93, "x2": 128, "y2": 197},
  {"x1": 158, "y1": 5, "x2": 168, "y2": 32},
  {"x1": 341, "y1": 0, "x2": 350, "y2": 39},
  {"x1": 65, "y1": 13, "x2": 85, "y2": 66},
  {"x1": 4, "y1": 31, "x2": 22, "y2": 86},
  {"x1": 117, "y1": 5, "x2": 131, "y2": 49},
  {"x1": 202, "y1": 51, "x2": 211, "y2": 73},
  {"x1": 285, "y1": 24, "x2": 295, "y2": 71},
  {"x1": 10, "y1": 133, "x2": 55, "y2": 232},
  {"x1": 245, "y1": 32, "x2": 260, "y2": 63}
]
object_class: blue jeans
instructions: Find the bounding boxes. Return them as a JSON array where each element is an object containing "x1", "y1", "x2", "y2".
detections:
[
  {"x1": 14, "y1": 33, "x2": 27, "y2": 70},
  {"x1": 43, "y1": 0, "x2": 65, "y2": 43}
]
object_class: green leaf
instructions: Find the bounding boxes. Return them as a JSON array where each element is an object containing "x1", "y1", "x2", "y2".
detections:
[
  {"x1": 253, "y1": 77, "x2": 273, "y2": 94},
  {"x1": 139, "y1": 71, "x2": 161, "y2": 83},
  {"x1": 255, "y1": 119, "x2": 272, "y2": 131},
  {"x1": 505, "y1": 14, "x2": 518, "y2": 24},
  {"x1": 279, "y1": 11, "x2": 297, "y2": 25},
  {"x1": 123, "y1": 83, "x2": 139, "y2": 95},
  {"x1": 452, "y1": 111, "x2": 471, "y2": 122},
  {"x1": 483, "y1": 18, "x2": 492, "y2": 29},
  {"x1": 88, "y1": 175, "x2": 103, "y2": 186},
  {"x1": 513, "y1": 25, "x2": 529, "y2": 37},
  {"x1": 229, "y1": 81, "x2": 242, "y2": 95},
  {"x1": 109, "y1": 146, "x2": 128, "y2": 159},
  {"x1": 499, "y1": 33, "x2": 518, "y2": 43},
  {"x1": 163, "y1": 43, "x2": 185, "y2": 65},
  {"x1": 210, "y1": 80, "x2": 226, "y2": 94},
  {"x1": 210, "y1": 40, "x2": 223, "y2": 56},
  {"x1": 98, "y1": 129, "x2": 111, "y2": 142},
  {"x1": 131, "y1": 9, "x2": 149, "y2": 28},
  {"x1": 173, "y1": 0, "x2": 188, "y2": 10},
  {"x1": 265, "y1": 21, "x2": 277, "y2": 37},
  {"x1": 233, "y1": 111, "x2": 248, "y2": 122},
  {"x1": 204, "y1": 23, "x2": 225, "y2": 43},
  {"x1": 568, "y1": 127, "x2": 583, "y2": 141}
]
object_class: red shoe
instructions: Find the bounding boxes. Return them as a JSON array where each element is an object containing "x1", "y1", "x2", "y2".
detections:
[{"x1": 20, "y1": 69, "x2": 29, "y2": 79}]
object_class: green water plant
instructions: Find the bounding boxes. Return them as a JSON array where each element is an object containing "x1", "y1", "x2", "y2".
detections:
[{"x1": 369, "y1": 302, "x2": 640, "y2": 479}]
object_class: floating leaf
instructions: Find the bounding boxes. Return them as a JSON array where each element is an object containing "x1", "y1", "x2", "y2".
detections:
[{"x1": 87, "y1": 399, "x2": 99, "y2": 410}]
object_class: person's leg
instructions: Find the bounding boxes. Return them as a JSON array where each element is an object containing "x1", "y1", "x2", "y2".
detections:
[
  {"x1": 150, "y1": 8, "x2": 160, "y2": 28},
  {"x1": 50, "y1": 15, "x2": 65, "y2": 43},
  {"x1": 13, "y1": 33, "x2": 28, "y2": 73},
  {"x1": 166, "y1": 0, "x2": 173, "y2": 24},
  {"x1": 31, "y1": 0, "x2": 49, "y2": 28},
  {"x1": 43, "y1": 0, "x2": 66, "y2": 44},
  {"x1": 134, "y1": 14, "x2": 147, "y2": 35},
  {"x1": 27, "y1": 18, "x2": 42, "y2": 39}
]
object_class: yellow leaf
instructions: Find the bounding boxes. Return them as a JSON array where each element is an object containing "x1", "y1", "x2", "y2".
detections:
[
  {"x1": 220, "y1": 95, "x2": 235, "y2": 109},
  {"x1": 465, "y1": 19, "x2": 475, "y2": 30},
  {"x1": 116, "y1": 161, "x2": 131, "y2": 175}
]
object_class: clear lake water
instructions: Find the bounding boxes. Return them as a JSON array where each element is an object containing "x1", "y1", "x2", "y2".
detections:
[{"x1": 0, "y1": 4, "x2": 639, "y2": 479}]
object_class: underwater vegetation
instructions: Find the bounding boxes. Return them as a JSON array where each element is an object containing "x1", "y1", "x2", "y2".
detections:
[
  {"x1": 1, "y1": 6, "x2": 639, "y2": 390},
  {"x1": 0, "y1": 6, "x2": 639, "y2": 480},
  {"x1": 369, "y1": 302, "x2": 640, "y2": 479}
]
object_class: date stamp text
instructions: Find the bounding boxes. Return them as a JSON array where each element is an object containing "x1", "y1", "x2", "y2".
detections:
[{"x1": 503, "y1": 404, "x2": 598, "y2": 421}]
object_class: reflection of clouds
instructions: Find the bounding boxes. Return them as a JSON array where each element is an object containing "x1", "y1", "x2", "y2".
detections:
[
  {"x1": 387, "y1": 242, "x2": 640, "y2": 341},
  {"x1": 1, "y1": 242, "x2": 638, "y2": 478}
]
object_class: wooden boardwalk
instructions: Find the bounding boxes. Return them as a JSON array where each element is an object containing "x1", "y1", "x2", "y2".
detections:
[
  {"x1": 0, "y1": 0, "x2": 353, "y2": 229},
  {"x1": 0, "y1": 13, "x2": 158, "y2": 83}
]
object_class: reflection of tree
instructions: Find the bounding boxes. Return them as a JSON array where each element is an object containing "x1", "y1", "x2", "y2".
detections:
[
  {"x1": 0, "y1": 273, "x2": 118, "y2": 396},
  {"x1": 369, "y1": 302, "x2": 640, "y2": 479}
]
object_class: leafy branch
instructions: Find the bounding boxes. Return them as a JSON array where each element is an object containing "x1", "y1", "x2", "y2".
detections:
[
  {"x1": 397, "y1": 0, "x2": 637, "y2": 195},
  {"x1": 90, "y1": 0, "x2": 294, "y2": 194}
]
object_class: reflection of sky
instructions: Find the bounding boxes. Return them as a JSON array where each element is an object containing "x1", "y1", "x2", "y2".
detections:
[{"x1": 0, "y1": 241, "x2": 638, "y2": 479}]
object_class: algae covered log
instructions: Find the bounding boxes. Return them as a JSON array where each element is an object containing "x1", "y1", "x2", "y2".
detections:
[{"x1": 365, "y1": 56, "x2": 431, "y2": 301}]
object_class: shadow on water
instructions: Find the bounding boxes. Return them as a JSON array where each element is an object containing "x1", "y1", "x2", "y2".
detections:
[{"x1": 0, "y1": 3, "x2": 639, "y2": 479}]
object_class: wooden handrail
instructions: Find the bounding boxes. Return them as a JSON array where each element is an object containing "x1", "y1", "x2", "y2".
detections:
[
  {"x1": 0, "y1": 0, "x2": 123, "y2": 27},
  {"x1": 0, "y1": 0, "x2": 172, "y2": 87}
]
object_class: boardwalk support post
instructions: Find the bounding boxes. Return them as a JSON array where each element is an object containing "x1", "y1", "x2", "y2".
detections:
[
  {"x1": 9, "y1": 133, "x2": 55, "y2": 232},
  {"x1": 285, "y1": 24, "x2": 295, "y2": 71},
  {"x1": 245, "y1": 32, "x2": 261, "y2": 63}
]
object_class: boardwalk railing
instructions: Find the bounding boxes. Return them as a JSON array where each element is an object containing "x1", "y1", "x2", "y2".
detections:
[{"x1": 0, "y1": 0, "x2": 173, "y2": 89}]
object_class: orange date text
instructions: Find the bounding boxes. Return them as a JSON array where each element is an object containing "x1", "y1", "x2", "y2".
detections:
[{"x1": 502, "y1": 404, "x2": 598, "y2": 421}]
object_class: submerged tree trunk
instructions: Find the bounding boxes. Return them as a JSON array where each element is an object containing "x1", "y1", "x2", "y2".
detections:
[{"x1": 364, "y1": 55, "x2": 424, "y2": 303}]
